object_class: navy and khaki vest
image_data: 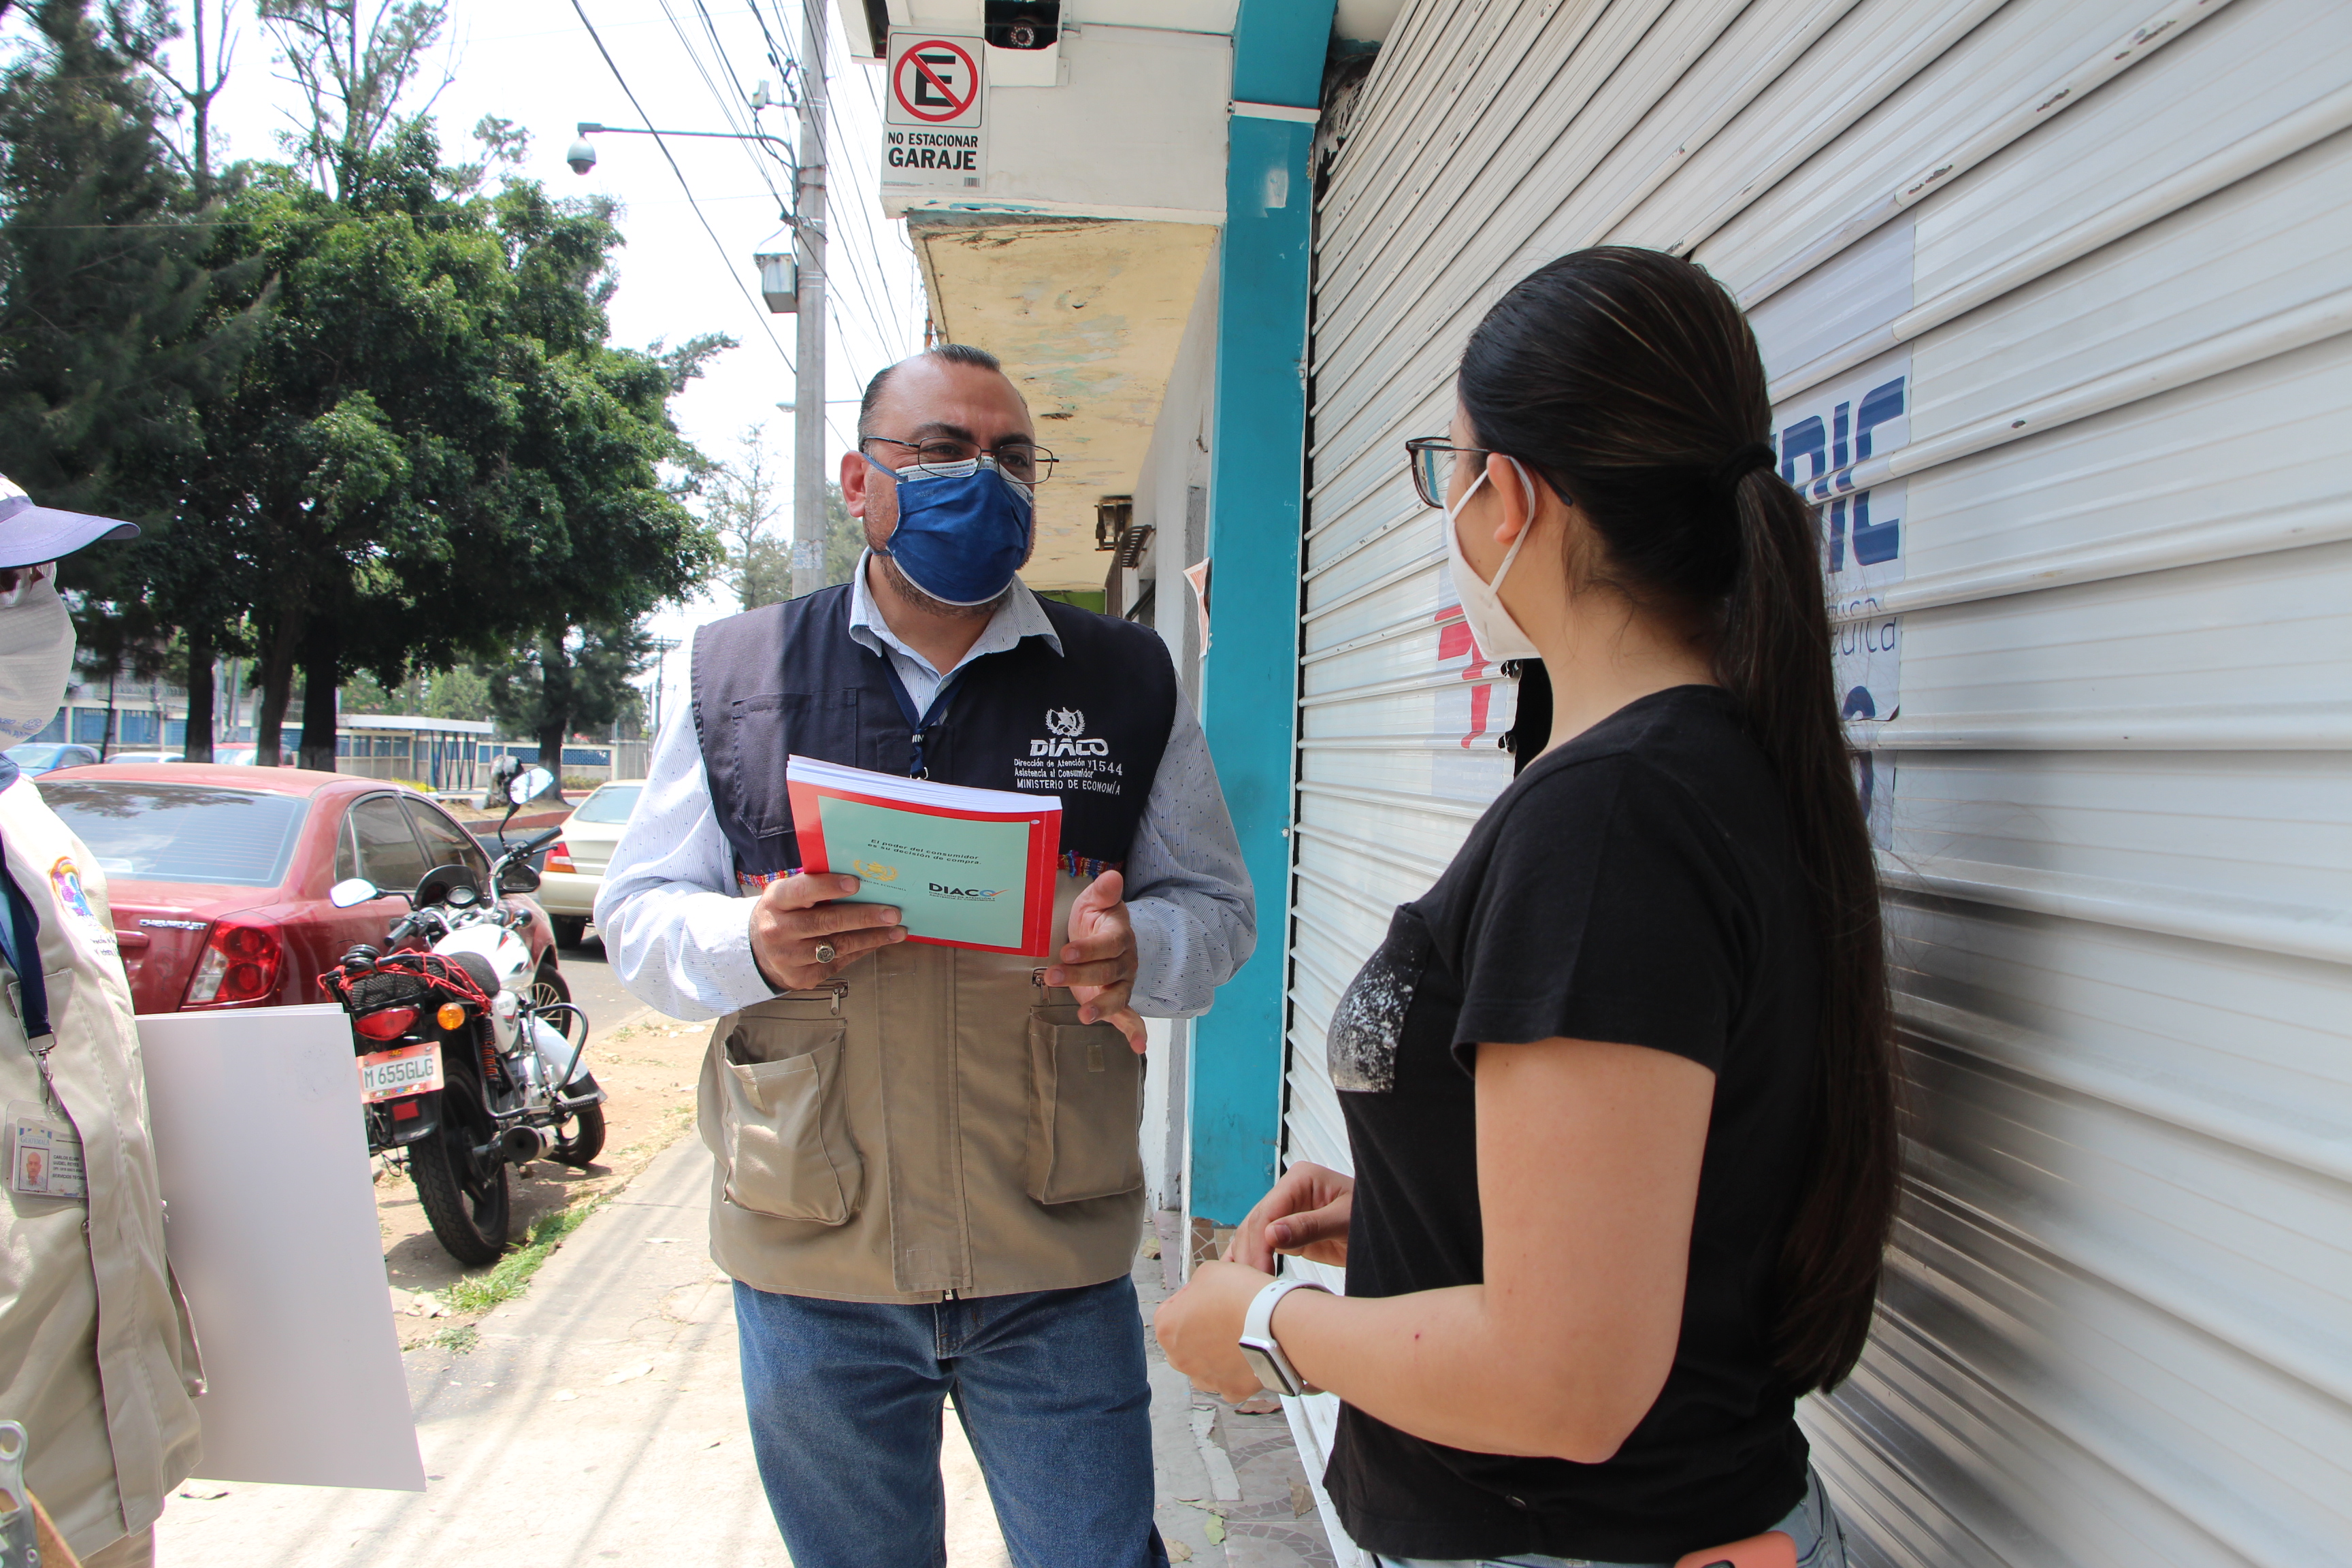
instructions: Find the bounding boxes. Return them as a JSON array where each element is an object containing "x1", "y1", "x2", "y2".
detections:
[{"x1": 686, "y1": 584, "x2": 1179, "y2": 1301}]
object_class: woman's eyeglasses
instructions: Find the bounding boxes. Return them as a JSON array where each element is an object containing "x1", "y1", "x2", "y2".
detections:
[
  {"x1": 1403, "y1": 437, "x2": 1497, "y2": 509},
  {"x1": 862, "y1": 434, "x2": 1056, "y2": 485}
]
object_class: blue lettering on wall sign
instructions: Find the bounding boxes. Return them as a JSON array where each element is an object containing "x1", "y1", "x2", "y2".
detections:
[
  {"x1": 1780, "y1": 414, "x2": 1825, "y2": 493},
  {"x1": 1856, "y1": 376, "x2": 1904, "y2": 459},
  {"x1": 1782, "y1": 374, "x2": 1907, "y2": 576}
]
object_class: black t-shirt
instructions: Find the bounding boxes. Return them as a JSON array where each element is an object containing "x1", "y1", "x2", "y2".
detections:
[{"x1": 1322, "y1": 685, "x2": 1818, "y2": 1562}]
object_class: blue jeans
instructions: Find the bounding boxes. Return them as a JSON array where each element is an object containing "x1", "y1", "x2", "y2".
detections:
[
  {"x1": 1377, "y1": 1465, "x2": 1848, "y2": 1568},
  {"x1": 733, "y1": 1276, "x2": 1170, "y2": 1568}
]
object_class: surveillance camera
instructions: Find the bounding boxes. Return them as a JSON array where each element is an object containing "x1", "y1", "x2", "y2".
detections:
[
  {"x1": 565, "y1": 137, "x2": 597, "y2": 175},
  {"x1": 984, "y1": 1, "x2": 1058, "y2": 49}
]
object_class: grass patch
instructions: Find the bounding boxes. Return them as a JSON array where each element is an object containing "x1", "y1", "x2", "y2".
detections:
[
  {"x1": 431, "y1": 1323, "x2": 480, "y2": 1354},
  {"x1": 444, "y1": 1199, "x2": 604, "y2": 1316},
  {"x1": 617, "y1": 1100, "x2": 696, "y2": 1162}
]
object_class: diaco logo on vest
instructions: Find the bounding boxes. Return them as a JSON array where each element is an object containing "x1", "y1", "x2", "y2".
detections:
[{"x1": 1033, "y1": 706, "x2": 1109, "y2": 757}]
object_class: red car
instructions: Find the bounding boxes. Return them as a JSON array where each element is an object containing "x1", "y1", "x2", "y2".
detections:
[{"x1": 36, "y1": 764, "x2": 562, "y2": 1015}]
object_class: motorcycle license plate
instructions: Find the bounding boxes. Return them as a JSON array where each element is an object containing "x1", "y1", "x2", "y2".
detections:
[{"x1": 358, "y1": 1042, "x2": 444, "y2": 1103}]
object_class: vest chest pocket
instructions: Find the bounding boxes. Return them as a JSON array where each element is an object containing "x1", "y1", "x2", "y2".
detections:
[
  {"x1": 730, "y1": 691, "x2": 859, "y2": 842},
  {"x1": 717, "y1": 1000, "x2": 864, "y2": 1225},
  {"x1": 1025, "y1": 1004, "x2": 1145, "y2": 1205}
]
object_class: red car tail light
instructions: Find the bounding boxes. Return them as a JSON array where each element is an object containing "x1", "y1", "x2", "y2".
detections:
[
  {"x1": 544, "y1": 840, "x2": 576, "y2": 873},
  {"x1": 353, "y1": 1007, "x2": 419, "y2": 1041},
  {"x1": 184, "y1": 920, "x2": 283, "y2": 1007}
]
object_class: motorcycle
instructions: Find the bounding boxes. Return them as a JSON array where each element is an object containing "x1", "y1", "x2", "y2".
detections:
[{"x1": 320, "y1": 766, "x2": 607, "y2": 1266}]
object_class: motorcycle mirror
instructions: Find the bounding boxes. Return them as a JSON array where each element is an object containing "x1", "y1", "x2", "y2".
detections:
[
  {"x1": 329, "y1": 877, "x2": 380, "y2": 909},
  {"x1": 508, "y1": 766, "x2": 555, "y2": 806}
]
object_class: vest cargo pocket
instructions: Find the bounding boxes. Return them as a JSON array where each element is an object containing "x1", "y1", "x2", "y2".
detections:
[
  {"x1": 718, "y1": 1012, "x2": 864, "y2": 1225},
  {"x1": 1026, "y1": 1004, "x2": 1145, "y2": 1204}
]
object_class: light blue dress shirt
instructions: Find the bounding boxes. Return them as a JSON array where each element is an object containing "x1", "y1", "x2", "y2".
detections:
[{"x1": 596, "y1": 558, "x2": 1255, "y2": 1020}]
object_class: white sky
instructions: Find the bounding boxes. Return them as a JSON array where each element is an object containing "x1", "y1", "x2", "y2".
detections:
[{"x1": 87, "y1": 1, "x2": 928, "y2": 726}]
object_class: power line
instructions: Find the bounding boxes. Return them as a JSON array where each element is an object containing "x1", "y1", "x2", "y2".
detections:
[
  {"x1": 730, "y1": 1, "x2": 906, "y2": 357},
  {"x1": 664, "y1": 0, "x2": 798, "y2": 207},
  {"x1": 675, "y1": 0, "x2": 917, "y2": 382},
  {"x1": 667, "y1": 0, "x2": 925, "y2": 420},
  {"x1": 567, "y1": 0, "x2": 797, "y2": 374},
  {"x1": 808, "y1": 69, "x2": 924, "y2": 363},
  {"x1": 660, "y1": 0, "x2": 900, "y2": 389}
]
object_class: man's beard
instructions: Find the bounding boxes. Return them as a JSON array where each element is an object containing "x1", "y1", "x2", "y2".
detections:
[{"x1": 875, "y1": 549, "x2": 1007, "y2": 621}]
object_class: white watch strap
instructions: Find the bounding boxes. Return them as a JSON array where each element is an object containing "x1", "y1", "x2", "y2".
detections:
[
  {"x1": 1243, "y1": 1277, "x2": 1326, "y2": 1343},
  {"x1": 1241, "y1": 1277, "x2": 1331, "y2": 1396}
]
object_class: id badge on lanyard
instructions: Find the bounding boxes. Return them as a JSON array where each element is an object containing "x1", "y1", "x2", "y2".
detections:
[
  {"x1": 7, "y1": 1098, "x2": 82, "y2": 1200},
  {"x1": 0, "y1": 851, "x2": 74, "y2": 1200}
]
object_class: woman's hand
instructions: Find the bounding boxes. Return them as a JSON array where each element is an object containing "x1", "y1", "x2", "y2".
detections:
[
  {"x1": 1152, "y1": 1259, "x2": 1275, "y2": 1403},
  {"x1": 1224, "y1": 1162, "x2": 1354, "y2": 1272}
]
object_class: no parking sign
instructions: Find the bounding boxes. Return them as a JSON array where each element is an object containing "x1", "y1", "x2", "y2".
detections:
[{"x1": 883, "y1": 31, "x2": 986, "y2": 193}]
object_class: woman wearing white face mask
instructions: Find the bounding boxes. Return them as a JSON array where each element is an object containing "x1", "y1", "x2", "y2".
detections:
[
  {"x1": 1156, "y1": 250, "x2": 1895, "y2": 1568},
  {"x1": 0, "y1": 476, "x2": 202, "y2": 1568}
]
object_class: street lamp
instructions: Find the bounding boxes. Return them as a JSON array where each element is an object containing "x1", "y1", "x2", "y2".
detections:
[
  {"x1": 567, "y1": 120, "x2": 799, "y2": 170},
  {"x1": 568, "y1": 122, "x2": 808, "y2": 316},
  {"x1": 754, "y1": 232, "x2": 798, "y2": 314}
]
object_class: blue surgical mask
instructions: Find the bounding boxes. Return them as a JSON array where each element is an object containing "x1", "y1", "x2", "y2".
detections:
[{"x1": 867, "y1": 453, "x2": 1034, "y2": 607}]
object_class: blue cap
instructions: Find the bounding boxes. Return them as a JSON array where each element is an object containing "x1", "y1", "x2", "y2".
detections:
[{"x1": 0, "y1": 475, "x2": 138, "y2": 568}]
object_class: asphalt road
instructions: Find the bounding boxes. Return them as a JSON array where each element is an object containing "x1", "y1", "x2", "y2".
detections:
[{"x1": 543, "y1": 927, "x2": 640, "y2": 1034}]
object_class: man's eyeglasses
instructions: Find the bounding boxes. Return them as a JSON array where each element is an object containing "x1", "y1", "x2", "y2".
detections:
[
  {"x1": 862, "y1": 435, "x2": 1056, "y2": 485},
  {"x1": 1403, "y1": 438, "x2": 1498, "y2": 509}
]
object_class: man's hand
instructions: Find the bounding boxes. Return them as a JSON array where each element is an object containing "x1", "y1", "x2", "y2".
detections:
[
  {"x1": 1045, "y1": 869, "x2": 1145, "y2": 1051},
  {"x1": 750, "y1": 872, "x2": 905, "y2": 991},
  {"x1": 1224, "y1": 1162, "x2": 1354, "y2": 1273}
]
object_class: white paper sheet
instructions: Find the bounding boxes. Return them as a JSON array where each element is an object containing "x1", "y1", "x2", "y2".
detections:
[{"x1": 140, "y1": 1003, "x2": 425, "y2": 1492}]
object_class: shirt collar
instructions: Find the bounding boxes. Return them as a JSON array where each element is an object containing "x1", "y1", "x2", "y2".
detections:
[{"x1": 846, "y1": 550, "x2": 1062, "y2": 677}]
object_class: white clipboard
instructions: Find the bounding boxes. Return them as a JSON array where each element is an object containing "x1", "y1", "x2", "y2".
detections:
[{"x1": 140, "y1": 1004, "x2": 425, "y2": 1491}]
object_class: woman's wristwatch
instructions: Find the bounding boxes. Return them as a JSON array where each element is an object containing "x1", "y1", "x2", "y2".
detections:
[{"x1": 1238, "y1": 1277, "x2": 1331, "y2": 1396}]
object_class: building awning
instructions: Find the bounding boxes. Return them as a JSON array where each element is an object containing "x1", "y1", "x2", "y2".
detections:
[{"x1": 911, "y1": 212, "x2": 1218, "y2": 593}]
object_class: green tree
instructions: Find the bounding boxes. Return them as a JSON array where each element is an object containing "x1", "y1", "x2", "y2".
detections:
[
  {"x1": 114, "y1": 0, "x2": 240, "y2": 191},
  {"x1": 169, "y1": 129, "x2": 718, "y2": 768},
  {"x1": 0, "y1": 0, "x2": 259, "y2": 525},
  {"x1": 707, "y1": 425, "x2": 783, "y2": 610},
  {"x1": 256, "y1": 0, "x2": 450, "y2": 201},
  {"x1": 109, "y1": 0, "x2": 246, "y2": 757},
  {"x1": 706, "y1": 423, "x2": 858, "y2": 608},
  {"x1": 477, "y1": 617, "x2": 649, "y2": 787},
  {"x1": 0, "y1": 0, "x2": 266, "y2": 762},
  {"x1": 419, "y1": 662, "x2": 486, "y2": 720}
]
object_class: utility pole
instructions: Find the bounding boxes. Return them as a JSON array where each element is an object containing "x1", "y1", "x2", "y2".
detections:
[{"x1": 790, "y1": 0, "x2": 830, "y2": 599}]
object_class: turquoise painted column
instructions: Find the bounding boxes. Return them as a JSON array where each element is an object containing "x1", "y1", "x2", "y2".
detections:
[{"x1": 1190, "y1": 0, "x2": 1333, "y2": 1228}]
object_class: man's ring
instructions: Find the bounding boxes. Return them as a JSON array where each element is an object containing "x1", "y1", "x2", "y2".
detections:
[{"x1": 813, "y1": 943, "x2": 837, "y2": 964}]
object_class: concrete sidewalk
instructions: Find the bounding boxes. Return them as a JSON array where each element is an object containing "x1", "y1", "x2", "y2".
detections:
[
  {"x1": 157, "y1": 1136, "x2": 1011, "y2": 1565},
  {"x1": 157, "y1": 1136, "x2": 1337, "y2": 1566}
]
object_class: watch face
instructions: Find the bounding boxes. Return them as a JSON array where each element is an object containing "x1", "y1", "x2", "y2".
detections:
[{"x1": 1237, "y1": 1339, "x2": 1292, "y2": 1397}]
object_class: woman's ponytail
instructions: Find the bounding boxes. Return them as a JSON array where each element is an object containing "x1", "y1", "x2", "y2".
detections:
[
  {"x1": 1460, "y1": 247, "x2": 1898, "y2": 1390},
  {"x1": 1723, "y1": 469, "x2": 1895, "y2": 1390}
]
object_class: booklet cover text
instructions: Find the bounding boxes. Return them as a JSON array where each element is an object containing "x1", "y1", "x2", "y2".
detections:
[{"x1": 785, "y1": 756, "x2": 1062, "y2": 953}]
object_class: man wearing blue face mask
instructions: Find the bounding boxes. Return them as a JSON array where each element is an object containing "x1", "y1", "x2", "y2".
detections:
[{"x1": 598, "y1": 344, "x2": 1255, "y2": 1568}]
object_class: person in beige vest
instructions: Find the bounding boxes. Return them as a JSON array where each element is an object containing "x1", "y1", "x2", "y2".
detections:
[
  {"x1": 0, "y1": 478, "x2": 203, "y2": 1567},
  {"x1": 599, "y1": 346, "x2": 1255, "y2": 1568}
]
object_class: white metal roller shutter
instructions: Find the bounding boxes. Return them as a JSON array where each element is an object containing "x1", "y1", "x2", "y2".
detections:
[{"x1": 1289, "y1": 1, "x2": 2352, "y2": 1563}]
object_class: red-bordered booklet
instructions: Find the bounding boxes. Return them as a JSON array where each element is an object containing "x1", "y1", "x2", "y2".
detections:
[{"x1": 786, "y1": 755, "x2": 1062, "y2": 955}]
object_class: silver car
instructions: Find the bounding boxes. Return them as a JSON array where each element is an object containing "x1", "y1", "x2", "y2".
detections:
[{"x1": 534, "y1": 781, "x2": 643, "y2": 947}]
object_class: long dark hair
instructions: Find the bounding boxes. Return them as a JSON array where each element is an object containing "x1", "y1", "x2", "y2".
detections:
[{"x1": 1458, "y1": 246, "x2": 1896, "y2": 1390}]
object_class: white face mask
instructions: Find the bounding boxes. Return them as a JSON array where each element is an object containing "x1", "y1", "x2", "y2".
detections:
[
  {"x1": 0, "y1": 565, "x2": 73, "y2": 744},
  {"x1": 1442, "y1": 460, "x2": 1543, "y2": 664}
]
